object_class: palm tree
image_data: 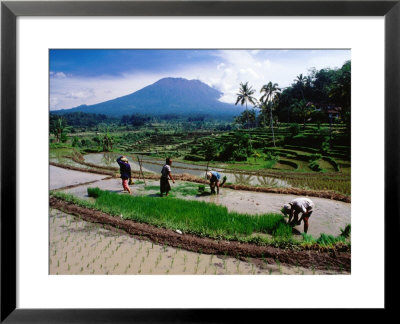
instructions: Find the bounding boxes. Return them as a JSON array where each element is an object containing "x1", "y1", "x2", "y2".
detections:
[
  {"x1": 294, "y1": 74, "x2": 306, "y2": 101},
  {"x1": 258, "y1": 100, "x2": 269, "y2": 127},
  {"x1": 260, "y1": 82, "x2": 280, "y2": 147},
  {"x1": 235, "y1": 82, "x2": 257, "y2": 129},
  {"x1": 51, "y1": 117, "x2": 71, "y2": 143}
]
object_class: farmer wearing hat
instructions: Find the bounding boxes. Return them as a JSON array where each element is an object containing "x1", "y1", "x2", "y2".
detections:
[
  {"x1": 281, "y1": 197, "x2": 315, "y2": 233},
  {"x1": 160, "y1": 157, "x2": 175, "y2": 196},
  {"x1": 206, "y1": 171, "x2": 222, "y2": 195},
  {"x1": 116, "y1": 156, "x2": 133, "y2": 194}
]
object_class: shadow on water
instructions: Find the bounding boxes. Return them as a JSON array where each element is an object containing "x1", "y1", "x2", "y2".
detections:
[
  {"x1": 291, "y1": 227, "x2": 302, "y2": 235},
  {"x1": 147, "y1": 193, "x2": 162, "y2": 198}
]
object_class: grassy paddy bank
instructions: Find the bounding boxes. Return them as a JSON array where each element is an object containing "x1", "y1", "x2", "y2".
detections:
[{"x1": 51, "y1": 188, "x2": 350, "y2": 248}]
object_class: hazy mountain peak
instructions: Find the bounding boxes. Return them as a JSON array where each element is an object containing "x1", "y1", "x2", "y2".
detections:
[{"x1": 53, "y1": 77, "x2": 243, "y2": 118}]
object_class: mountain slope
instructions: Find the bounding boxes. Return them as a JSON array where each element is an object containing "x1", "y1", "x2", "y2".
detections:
[{"x1": 54, "y1": 78, "x2": 245, "y2": 118}]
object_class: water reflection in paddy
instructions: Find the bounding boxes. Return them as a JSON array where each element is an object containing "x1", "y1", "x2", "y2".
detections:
[{"x1": 83, "y1": 153, "x2": 290, "y2": 188}]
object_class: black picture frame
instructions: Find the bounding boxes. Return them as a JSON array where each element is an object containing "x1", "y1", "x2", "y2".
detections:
[{"x1": 1, "y1": 0, "x2": 398, "y2": 322}]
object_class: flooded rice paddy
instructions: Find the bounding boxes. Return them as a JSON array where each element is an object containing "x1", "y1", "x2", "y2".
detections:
[
  {"x1": 50, "y1": 209, "x2": 324, "y2": 275},
  {"x1": 49, "y1": 162, "x2": 350, "y2": 275},
  {"x1": 83, "y1": 153, "x2": 290, "y2": 187}
]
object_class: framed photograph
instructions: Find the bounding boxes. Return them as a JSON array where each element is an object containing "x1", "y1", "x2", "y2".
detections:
[{"x1": 1, "y1": 0, "x2": 398, "y2": 321}]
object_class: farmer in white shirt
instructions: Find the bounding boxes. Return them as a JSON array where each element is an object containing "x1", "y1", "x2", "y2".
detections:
[{"x1": 282, "y1": 197, "x2": 315, "y2": 233}]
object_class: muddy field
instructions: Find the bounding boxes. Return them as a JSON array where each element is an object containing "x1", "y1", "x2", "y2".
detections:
[
  {"x1": 49, "y1": 166, "x2": 351, "y2": 275},
  {"x1": 61, "y1": 177, "x2": 350, "y2": 238},
  {"x1": 50, "y1": 208, "x2": 328, "y2": 275},
  {"x1": 50, "y1": 165, "x2": 107, "y2": 190}
]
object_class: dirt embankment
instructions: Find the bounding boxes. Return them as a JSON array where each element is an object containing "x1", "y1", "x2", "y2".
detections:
[
  {"x1": 51, "y1": 161, "x2": 350, "y2": 203},
  {"x1": 50, "y1": 196, "x2": 351, "y2": 272}
]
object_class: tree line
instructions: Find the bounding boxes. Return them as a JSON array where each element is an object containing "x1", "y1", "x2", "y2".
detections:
[{"x1": 234, "y1": 60, "x2": 351, "y2": 133}]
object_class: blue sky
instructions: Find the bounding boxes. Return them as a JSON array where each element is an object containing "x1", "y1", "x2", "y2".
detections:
[{"x1": 50, "y1": 49, "x2": 351, "y2": 110}]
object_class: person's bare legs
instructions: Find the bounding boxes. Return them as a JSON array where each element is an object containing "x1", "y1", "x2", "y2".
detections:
[
  {"x1": 210, "y1": 182, "x2": 216, "y2": 194},
  {"x1": 216, "y1": 181, "x2": 220, "y2": 194},
  {"x1": 303, "y1": 215, "x2": 310, "y2": 233}
]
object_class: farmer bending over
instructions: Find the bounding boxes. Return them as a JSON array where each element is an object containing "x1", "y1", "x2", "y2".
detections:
[
  {"x1": 160, "y1": 157, "x2": 175, "y2": 196},
  {"x1": 116, "y1": 156, "x2": 133, "y2": 194},
  {"x1": 282, "y1": 197, "x2": 315, "y2": 233},
  {"x1": 206, "y1": 171, "x2": 225, "y2": 195}
]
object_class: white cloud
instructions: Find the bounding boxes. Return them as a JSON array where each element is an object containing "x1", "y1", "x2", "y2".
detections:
[
  {"x1": 50, "y1": 50, "x2": 351, "y2": 110},
  {"x1": 50, "y1": 72, "x2": 166, "y2": 110},
  {"x1": 50, "y1": 71, "x2": 67, "y2": 79}
]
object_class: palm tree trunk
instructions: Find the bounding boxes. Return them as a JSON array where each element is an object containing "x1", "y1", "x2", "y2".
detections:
[
  {"x1": 263, "y1": 107, "x2": 266, "y2": 127},
  {"x1": 246, "y1": 102, "x2": 249, "y2": 129},
  {"x1": 270, "y1": 104, "x2": 276, "y2": 147}
]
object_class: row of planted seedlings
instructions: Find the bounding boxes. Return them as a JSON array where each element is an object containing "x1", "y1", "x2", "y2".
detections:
[{"x1": 51, "y1": 187, "x2": 350, "y2": 249}]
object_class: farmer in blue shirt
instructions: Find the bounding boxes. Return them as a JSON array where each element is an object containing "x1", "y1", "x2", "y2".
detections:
[
  {"x1": 116, "y1": 156, "x2": 133, "y2": 194},
  {"x1": 206, "y1": 171, "x2": 221, "y2": 195}
]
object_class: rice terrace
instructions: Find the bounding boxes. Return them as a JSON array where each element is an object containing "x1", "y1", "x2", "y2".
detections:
[{"x1": 50, "y1": 49, "x2": 351, "y2": 275}]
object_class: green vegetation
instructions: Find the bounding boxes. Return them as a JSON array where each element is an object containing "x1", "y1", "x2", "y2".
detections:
[
  {"x1": 49, "y1": 61, "x2": 350, "y2": 196},
  {"x1": 59, "y1": 188, "x2": 292, "y2": 241},
  {"x1": 302, "y1": 232, "x2": 348, "y2": 246},
  {"x1": 51, "y1": 188, "x2": 350, "y2": 249}
]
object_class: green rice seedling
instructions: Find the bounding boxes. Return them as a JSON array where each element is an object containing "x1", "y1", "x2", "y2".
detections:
[
  {"x1": 198, "y1": 185, "x2": 205, "y2": 194},
  {"x1": 316, "y1": 233, "x2": 346, "y2": 246},
  {"x1": 269, "y1": 269, "x2": 272, "y2": 275},
  {"x1": 146, "y1": 248, "x2": 150, "y2": 257},
  {"x1": 184, "y1": 254, "x2": 187, "y2": 265},
  {"x1": 340, "y1": 224, "x2": 351, "y2": 238},
  {"x1": 80, "y1": 267, "x2": 83, "y2": 272},
  {"x1": 63, "y1": 189, "x2": 291, "y2": 240},
  {"x1": 183, "y1": 266, "x2": 186, "y2": 273},
  {"x1": 57, "y1": 260, "x2": 59, "y2": 268},
  {"x1": 67, "y1": 264, "x2": 70, "y2": 271},
  {"x1": 302, "y1": 233, "x2": 315, "y2": 244},
  {"x1": 312, "y1": 265, "x2": 315, "y2": 275}
]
